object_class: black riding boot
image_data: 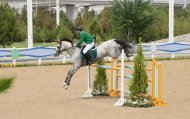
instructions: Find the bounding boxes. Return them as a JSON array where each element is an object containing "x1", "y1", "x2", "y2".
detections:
[{"x1": 84, "y1": 53, "x2": 92, "y2": 65}]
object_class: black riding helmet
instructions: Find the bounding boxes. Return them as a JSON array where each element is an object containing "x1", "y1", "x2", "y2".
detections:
[{"x1": 75, "y1": 26, "x2": 83, "y2": 32}]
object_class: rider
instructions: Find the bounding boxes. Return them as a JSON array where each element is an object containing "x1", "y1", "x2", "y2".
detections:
[{"x1": 75, "y1": 26, "x2": 95, "y2": 65}]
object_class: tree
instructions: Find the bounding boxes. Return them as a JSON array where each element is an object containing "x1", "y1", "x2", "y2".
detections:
[
  {"x1": 57, "y1": 11, "x2": 74, "y2": 40},
  {"x1": 110, "y1": 0, "x2": 154, "y2": 43},
  {"x1": 33, "y1": 8, "x2": 56, "y2": 28},
  {"x1": 142, "y1": 6, "x2": 168, "y2": 42},
  {"x1": 33, "y1": 26, "x2": 43, "y2": 43},
  {"x1": 33, "y1": 9, "x2": 74, "y2": 43},
  {"x1": 125, "y1": 41, "x2": 154, "y2": 107},
  {"x1": 99, "y1": 8, "x2": 112, "y2": 33},
  {"x1": 33, "y1": 8, "x2": 58, "y2": 43},
  {"x1": 60, "y1": 11, "x2": 74, "y2": 30},
  {"x1": 20, "y1": 6, "x2": 27, "y2": 25},
  {"x1": 57, "y1": 24, "x2": 73, "y2": 40},
  {"x1": 174, "y1": 7, "x2": 190, "y2": 36},
  {"x1": 82, "y1": 10, "x2": 96, "y2": 32},
  {"x1": 0, "y1": 4, "x2": 18, "y2": 48},
  {"x1": 129, "y1": 41, "x2": 148, "y2": 96},
  {"x1": 75, "y1": 13, "x2": 83, "y2": 26},
  {"x1": 93, "y1": 59, "x2": 108, "y2": 95},
  {"x1": 89, "y1": 20, "x2": 101, "y2": 36},
  {"x1": 91, "y1": 20, "x2": 108, "y2": 95},
  {"x1": 93, "y1": 35, "x2": 108, "y2": 96},
  {"x1": 15, "y1": 17, "x2": 27, "y2": 42},
  {"x1": 97, "y1": 7, "x2": 113, "y2": 40}
]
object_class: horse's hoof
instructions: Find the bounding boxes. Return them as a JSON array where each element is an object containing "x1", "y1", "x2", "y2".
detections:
[
  {"x1": 64, "y1": 85, "x2": 69, "y2": 90},
  {"x1": 63, "y1": 82, "x2": 67, "y2": 87},
  {"x1": 63, "y1": 83, "x2": 69, "y2": 90}
]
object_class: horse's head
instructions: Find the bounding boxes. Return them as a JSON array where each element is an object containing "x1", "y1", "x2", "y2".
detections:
[
  {"x1": 113, "y1": 39, "x2": 135, "y2": 57},
  {"x1": 54, "y1": 38, "x2": 73, "y2": 57}
]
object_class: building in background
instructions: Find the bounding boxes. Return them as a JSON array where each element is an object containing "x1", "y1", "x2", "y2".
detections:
[{"x1": 0, "y1": 0, "x2": 110, "y2": 19}]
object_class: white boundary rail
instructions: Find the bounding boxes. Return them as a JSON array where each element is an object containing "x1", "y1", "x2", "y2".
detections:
[{"x1": 0, "y1": 42, "x2": 190, "y2": 66}]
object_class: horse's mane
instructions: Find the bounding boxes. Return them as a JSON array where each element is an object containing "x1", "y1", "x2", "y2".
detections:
[
  {"x1": 60, "y1": 38, "x2": 73, "y2": 46},
  {"x1": 114, "y1": 39, "x2": 132, "y2": 49}
]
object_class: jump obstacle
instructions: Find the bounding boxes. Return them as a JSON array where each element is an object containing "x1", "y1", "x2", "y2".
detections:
[{"x1": 82, "y1": 49, "x2": 166, "y2": 106}]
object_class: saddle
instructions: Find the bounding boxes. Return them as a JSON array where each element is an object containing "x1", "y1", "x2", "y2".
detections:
[{"x1": 80, "y1": 45, "x2": 97, "y2": 60}]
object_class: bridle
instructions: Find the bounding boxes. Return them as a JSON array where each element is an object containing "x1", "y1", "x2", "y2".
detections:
[
  {"x1": 54, "y1": 40, "x2": 77, "y2": 56},
  {"x1": 121, "y1": 45, "x2": 133, "y2": 57},
  {"x1": 55, "y1": 41, "x2": 64, "y2": 56}
]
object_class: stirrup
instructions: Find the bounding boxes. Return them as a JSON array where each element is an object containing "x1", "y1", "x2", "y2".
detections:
[
  {"x1": 88, "y1": 60, "x2": 92, "y2": 65},
  {"x1": 86, "y1": 58, "x2": 92, "y2": 65}
]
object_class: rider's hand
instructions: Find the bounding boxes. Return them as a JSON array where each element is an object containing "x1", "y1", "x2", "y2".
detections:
[{"x1": 73, "y1": 42, "x2": 77, "y2": 47}]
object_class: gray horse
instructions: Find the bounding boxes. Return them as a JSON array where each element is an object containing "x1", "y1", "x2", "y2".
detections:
[{"x1": 54, "y1": 38, "x2": 134, "y2": 89}]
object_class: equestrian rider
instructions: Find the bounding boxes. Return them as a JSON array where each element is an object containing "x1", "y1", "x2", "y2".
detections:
[{"x1": 75, "y1": 27, "x2": 95, "y2": 65}]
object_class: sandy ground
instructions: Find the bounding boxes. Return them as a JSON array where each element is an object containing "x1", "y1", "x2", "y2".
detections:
[{"x1": 0, "y1": 59, "x2": 190, "y2": 119}]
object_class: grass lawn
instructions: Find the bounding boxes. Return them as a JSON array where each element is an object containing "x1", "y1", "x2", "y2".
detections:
[{"x1": 0, "y1": 42, "x2": 57, "y2": 48}]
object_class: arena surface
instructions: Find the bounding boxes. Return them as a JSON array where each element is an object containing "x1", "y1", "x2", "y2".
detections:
[{"x1": 0, "y1": 59, "x2": 190, "y2": 119}]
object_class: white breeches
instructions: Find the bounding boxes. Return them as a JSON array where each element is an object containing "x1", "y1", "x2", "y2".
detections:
[{"x1": 83, "y1": 41, "x2": 95, "y2": 54}]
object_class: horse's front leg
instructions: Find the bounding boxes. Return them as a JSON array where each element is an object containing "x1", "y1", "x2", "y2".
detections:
[
  {"x1": 63, "y1": 68, "x2": 72, "y2": 89},
  {"x1": 63, "y1": 76, "x2": 68, "y2": 87},
  {"x1": 64, "y1": 65, "x2": 80, "y2": 89}
]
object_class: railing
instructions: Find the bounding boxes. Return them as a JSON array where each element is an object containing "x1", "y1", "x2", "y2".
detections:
[
  {"x1": 152, "y1": 0, "x2": 190, "y2": 7},
  {"x1": 0, "y1": 42, "x2": 190, "y2": 66},
  {"x1": 141, "y1": 42, "x2": 190, "y2": 58},
  {"x1": 2, "y1": 0, "x2": 190, "y2": 6},
  {"x1": 0, "y1": 46, "x2": 69, "y2": 66}
]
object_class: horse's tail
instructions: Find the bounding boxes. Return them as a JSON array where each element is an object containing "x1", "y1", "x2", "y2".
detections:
[{"x1": 114, "y1": 39, "x2": 132, "y2": 49}]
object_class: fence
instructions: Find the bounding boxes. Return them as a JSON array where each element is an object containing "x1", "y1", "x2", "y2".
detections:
[
  {"x1": 0, "y1": 42, "x2": 190, "y2": 66},
  {"x1": 0, "y1": 47, "x2": 69, "y2": 66}
]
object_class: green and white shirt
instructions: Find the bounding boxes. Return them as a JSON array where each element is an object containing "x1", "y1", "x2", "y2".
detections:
[{"x1": 77, "y1": 31, "x2": 94, "y2": 47}]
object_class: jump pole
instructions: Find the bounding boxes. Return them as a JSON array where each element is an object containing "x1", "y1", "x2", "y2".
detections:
[
  {"x1": 151, "y1": 58, "x2": 167, "y2": 106},
  {"x1": 109, "y1": 59, "x2": 120, "y2": 97},
  {"x1": 81, "y1": 66, "x2": 93, "y2": 97},
  {"x1": 113, "y1": 56, "x2": 166, "y2": 106},
  {"x1": 114, "y1": 49, "x2": 125, "y2": 106}
]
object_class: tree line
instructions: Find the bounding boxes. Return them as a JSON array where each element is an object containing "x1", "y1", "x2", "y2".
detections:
[{"x1": 1, "y1": 0, "x2": 190, "y2": 48}]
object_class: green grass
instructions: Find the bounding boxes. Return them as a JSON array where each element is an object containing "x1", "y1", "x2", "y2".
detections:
[
  {"x1": 0, "y1": 77, "x2": 15, "y2": 93},
  {"x1": 0, "y1": 42, "x2": 57, "y2": 48}
]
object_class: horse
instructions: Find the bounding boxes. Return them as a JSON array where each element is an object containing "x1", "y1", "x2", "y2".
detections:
[{"x1": 54, "y1": 38, "x2": 134, "y2": 89}]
